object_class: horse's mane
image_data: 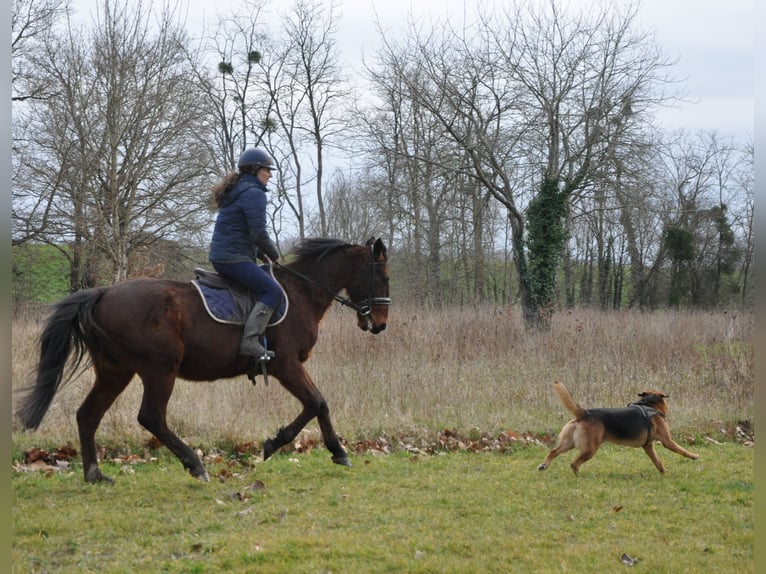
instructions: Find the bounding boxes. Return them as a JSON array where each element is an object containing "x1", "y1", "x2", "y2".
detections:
[{"x1": 290, "y1": 238, "x2": 352, "y2": 263}]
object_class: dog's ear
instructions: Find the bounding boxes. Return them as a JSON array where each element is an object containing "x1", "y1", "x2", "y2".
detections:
[{"x1": 639, "y1": 391, "x2": 668, "y2": 399}]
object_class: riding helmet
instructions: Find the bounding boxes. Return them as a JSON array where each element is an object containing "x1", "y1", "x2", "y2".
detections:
[{"x1": 237, "y1": 147, "x2": 275, "y2": 171}]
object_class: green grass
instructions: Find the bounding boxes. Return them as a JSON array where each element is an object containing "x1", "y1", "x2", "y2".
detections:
[
  {"x1": 12, "y1": 244, "x2": 72, "y2": 304},
  {"x1": 12, "y1": 442, "x2": 752, "y2": 573}
]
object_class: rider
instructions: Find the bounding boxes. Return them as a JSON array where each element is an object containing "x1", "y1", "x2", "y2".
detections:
[{"x1": 209, "y1": 147, "x2": 282, "y2": 361}]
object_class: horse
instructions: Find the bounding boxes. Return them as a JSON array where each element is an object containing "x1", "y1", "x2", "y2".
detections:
[{"x1": 15, "y1": 237, "x2": 390, "y2": 483}]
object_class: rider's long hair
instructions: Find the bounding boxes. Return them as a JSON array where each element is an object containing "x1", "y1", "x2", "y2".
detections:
[{"x1": 211, "y1": 172, "x2": 240, "y2": 208}]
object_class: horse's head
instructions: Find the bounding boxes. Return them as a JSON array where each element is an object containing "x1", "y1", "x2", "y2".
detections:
[{"x1": 349, "y1": 237, "x2": 390, "y2": 334}]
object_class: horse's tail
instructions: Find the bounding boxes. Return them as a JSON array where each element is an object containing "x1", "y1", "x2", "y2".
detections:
[{"x1": 16, "y1": 288, "x2": 104, "y2": 430}]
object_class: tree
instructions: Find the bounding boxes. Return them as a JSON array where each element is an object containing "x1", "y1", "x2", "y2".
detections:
[
  {"x1": 12, "y1": 0, "x2": 70, "y2": 250},
  {"x1": 734, "y1": 140, "x2": 754, "y2": 306},
  {"x1": 193, "y1": 0, "x2": 271, "y2": 174},
  {"x1": 310, "y1": 171, "x2": 381, "y2": 241},
  {"x1": 281, "y1": 0, "x2": 348, "y2": 237},
  {"x1": 13, "y1": 0, "x2": 215, "y2": 286},
  {"x1": 194, "y1": 0, "x2": 348, "y2": 242},
  {"x1": 12, "y1": 0, "x2": 70, "y2": 103},
  {"x1": 363, "y1": 46, "x2": 487, "y2": 305},
  {"x1": 366, "y1": 0, "x2": 673, "y2": 325},
  {"x1": 653, "y1": 130, "x2": 747, "y2": 307}
]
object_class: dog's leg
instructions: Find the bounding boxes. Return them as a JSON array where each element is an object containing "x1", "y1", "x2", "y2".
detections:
[
  {"x1": 661, "y1": 439, "x2": 701, "y2": 459},
  {"x1": 657, "y1": 434, "x2": 700, "y2": 460},
  {"x1": 538, "y1": 423, "x2": 575, "y2": 471},
  {"x1": 567, "y1": 425, "x2": 603, "y2": 474},
  {"x1": 538, "y1": 443, "x2": 570, "y2": 470},
  {"x1": 642, "y1": 442, "x2": 667, "y2": 473},
  {"x1": 570, "y1": 445, "x2": 599, "y2": 474},
  {"x1": 654, "y1": 421, "x2": 700, "y2": 460}
]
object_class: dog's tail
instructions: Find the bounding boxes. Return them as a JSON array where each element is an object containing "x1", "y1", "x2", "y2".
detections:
[{"x1": 553, "y1": 381, "x2": 586, "y2": 419}]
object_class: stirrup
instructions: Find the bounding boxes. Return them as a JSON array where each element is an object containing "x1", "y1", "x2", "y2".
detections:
[{"x1": 246, "y1": 352, "x2": 273, "y2": 386}]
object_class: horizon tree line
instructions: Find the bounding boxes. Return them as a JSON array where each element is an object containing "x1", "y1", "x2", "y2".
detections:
[{"x1": 11, "y1": 0, "x2": 754, "y2": 320}]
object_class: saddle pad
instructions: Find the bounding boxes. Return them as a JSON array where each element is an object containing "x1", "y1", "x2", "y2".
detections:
[
  {"x1": 191, "y1": 278, "x2": 288, "y2": 326},
  {"x1": 191, "y1": 281, "x2": 251, "y2": 324}
]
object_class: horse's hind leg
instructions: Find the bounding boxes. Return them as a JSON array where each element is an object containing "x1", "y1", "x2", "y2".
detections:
[
  {"x1": 77, "y1": 364, "x2": 134, "y2": 483},
  {"x1": 136, "y1": 372, "x2": 209, "y2": 482}
]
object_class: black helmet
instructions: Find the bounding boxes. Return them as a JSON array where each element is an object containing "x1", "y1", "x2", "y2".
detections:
[{"x1": 237, "y1": 147, "x2": 275, "y2": 171}]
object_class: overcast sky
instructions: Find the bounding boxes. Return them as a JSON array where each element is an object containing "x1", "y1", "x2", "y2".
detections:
[
  {"x1": 72, "y1": 0, "x2": 754, "y2": 139},
  {"x1": 334, "y1": 0, "x2": 754, "y2": 138}
]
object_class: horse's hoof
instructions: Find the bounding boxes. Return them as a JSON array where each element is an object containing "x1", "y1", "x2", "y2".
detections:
[
  {"x1": 84, "y1": 472, "x2": 115, "y2": 484},
  {"x1": 188, "y1": 463, "x2": 209, "y2": 482},
  {"x1": 332, "y1": 454, "x2": 352, "y2": 467},
  {"x1": 263, "y1": 439, "x2": 275, "y2": 460},
  {"x1": 84, "y1": 465, "x2": 115, "y2": 484}
]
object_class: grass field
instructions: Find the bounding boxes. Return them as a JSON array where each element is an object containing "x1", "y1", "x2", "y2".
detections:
[
  {"x1": 12, "y1": 443, "x2": 752, "y2": 573},
  {"x1": 11, "y1": 305, "x2": 754, "y2": 572}
]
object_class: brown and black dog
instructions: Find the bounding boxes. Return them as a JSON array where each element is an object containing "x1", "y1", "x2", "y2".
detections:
[{"x1": 538, "y1": 381, "x2": 699, "y2": 474}]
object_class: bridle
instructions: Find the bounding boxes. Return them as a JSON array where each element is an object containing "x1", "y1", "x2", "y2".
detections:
[
  {"x1": 353, "y1": 258, "x2": 392, "y2": 318},
  {"x1": 272, "y1": 246, "x2": 391, "y2": 318}
]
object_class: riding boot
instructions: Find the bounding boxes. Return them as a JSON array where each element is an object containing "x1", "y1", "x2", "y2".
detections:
[{"x1": 240, "y1": 302, "x2": 276, "y2": 360}]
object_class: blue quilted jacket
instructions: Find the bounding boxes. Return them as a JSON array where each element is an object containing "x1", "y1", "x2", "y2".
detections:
[{"x1": 209, "y1": 174, "x2": 279, "y2": 263}]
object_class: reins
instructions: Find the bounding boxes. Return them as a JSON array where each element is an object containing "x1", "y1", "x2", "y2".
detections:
[
  {"x1": 273, "y1": 261, "x2": 360, "y2": 310},
  {"x1": 265, "y1": 261, "x2": 289, "y2": 326},
  {"x1": 272, "y1": 246, "x2": 391, "y2": 317}
]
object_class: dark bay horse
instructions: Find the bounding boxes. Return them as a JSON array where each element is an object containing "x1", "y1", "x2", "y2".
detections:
[{"x1": 16, "y1": 237, "x2": 390, "y2": 483}]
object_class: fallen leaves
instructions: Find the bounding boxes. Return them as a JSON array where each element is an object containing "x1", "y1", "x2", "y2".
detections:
[
  {"x1": 14, "y1": 445, "x2": 78, "y2": 476},
  {"x1": 348, "y1": 428, "x2": 551, "y2": 457},
  {"x1": 13, "y1": 422, "x2": 751, "y2": 480}
]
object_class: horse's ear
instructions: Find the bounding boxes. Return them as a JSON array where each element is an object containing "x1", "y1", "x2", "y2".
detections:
[
  {"x1": 373, "y1": 237, "x2": 387, "y2": 261},
  {"x1": 365, "y1": 236, "x2": 375, "y2": 246}
]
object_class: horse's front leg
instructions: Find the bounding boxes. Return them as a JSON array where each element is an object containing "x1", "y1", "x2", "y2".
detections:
[
  {"x1": 265, "y1": 367, "x2": 350, "y2": 466},
  {"x1": 316, "y1": 397, "x2": 351, "y2": 466}
]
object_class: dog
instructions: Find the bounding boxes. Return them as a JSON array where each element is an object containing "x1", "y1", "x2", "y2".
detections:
[{"x1": 538, "y1": 381, "x2": 699, "y2": 474}]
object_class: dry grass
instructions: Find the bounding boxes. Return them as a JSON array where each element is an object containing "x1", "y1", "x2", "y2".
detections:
[{"x1": 11, "y1": 304, "x2": 754, "y2": 449}]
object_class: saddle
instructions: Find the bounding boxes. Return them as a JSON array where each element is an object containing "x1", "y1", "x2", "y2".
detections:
[{"x1": 192, "y1": 268, "x2": 287, "y2": 385}]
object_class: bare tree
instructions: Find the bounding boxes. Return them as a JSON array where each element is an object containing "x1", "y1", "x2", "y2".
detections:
[
  {"x1": 192, "y1": 0, "x2": 271, "y2": 174},
  {"x1": 365, "y1": 0, "x2": 674, "y2": 325},
  {"x1": 12, "y1": 0, "x2": 70, "y2": 248},
  {"x1": 362, "y1": 46, "x2": 472, "y2": 305},
  {"x1": 267, "y1": 0, "x2": 349, "y2": 238},
  {"x1": 193, "y1": 0, "x2": 348, "y2": 242},
  {"x1": 12, "y1": 0, "x2": 70, "y2": 103},
  {"x1": 310, "y1": 171, "x2": 381, "y2": 241},
  {"x1": 734, "y1": 139, "x2": 754, "y2": 306},
  {"x1": 13, "y1": 0, "x2": 214, "y2": 286}
]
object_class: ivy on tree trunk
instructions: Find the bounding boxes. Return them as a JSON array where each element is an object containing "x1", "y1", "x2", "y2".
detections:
[{"x1": 523, "y1": 176, "x2": 570, "y2": 329}]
